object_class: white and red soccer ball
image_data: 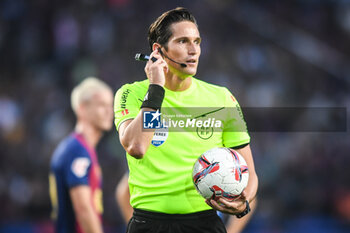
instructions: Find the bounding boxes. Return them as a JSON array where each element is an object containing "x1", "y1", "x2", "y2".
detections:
[{"x1": 192, "y1": 147, "x2": 249, "y2": 201}]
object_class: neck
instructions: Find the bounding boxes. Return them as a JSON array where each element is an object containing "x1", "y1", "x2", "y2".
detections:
[
  {"x1": 74, "y1": 121, "x2": 102, "y2": 149},
  {"x1": 164, "y1": 69, "x2": 193, "y2": 92}
]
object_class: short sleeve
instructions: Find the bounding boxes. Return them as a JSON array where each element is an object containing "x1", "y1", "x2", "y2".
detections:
[
  {"x1": 222, "y1": 88, "x2": 250, "y2": 148},
  {"x1": 114, "y1": 84, "x2": 141, "y2": 131},
  {"x1": 64, "y1": 152, "x2": 91, "y2": 188}
]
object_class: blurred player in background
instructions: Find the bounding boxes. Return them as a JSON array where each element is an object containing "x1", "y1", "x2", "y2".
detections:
[
  {"x1": 114, "y1": 7, "x2": 258, "y2": 233},
  {"x1": 49, "y1": 77, "x2": 114, "y2": 233},
  {"x1": 115, "y1": 173, "x2": 257, "y2": 233}
]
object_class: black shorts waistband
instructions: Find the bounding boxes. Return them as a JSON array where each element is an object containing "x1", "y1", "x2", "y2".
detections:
[{"x1": 133, "y1": 208, "x2": 217, "y2": 220}]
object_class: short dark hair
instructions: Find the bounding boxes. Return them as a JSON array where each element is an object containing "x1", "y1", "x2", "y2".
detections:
[{"x1": 148, "y1": 7, "x2": 197, "y2": 51}]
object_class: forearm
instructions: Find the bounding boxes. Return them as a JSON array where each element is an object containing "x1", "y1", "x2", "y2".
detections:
[
  {"x1": 75, "y1": 206, "x2": 103, "y2": 233},
  {"x1": 120, "y1": 108, "x2": 156, "y2": 158},
  {"x1": 245, "y1": 172, "x2": 258, "y2": 203},
  {"x1": 70, "y1": 186, "x2": 104, "y2": 233},
  {"x1": 226, "y1": 199, "x2": 257, "y2": 233},
  {"x1": 235, "y1": 145, "x2": 258, "y2": 203}
]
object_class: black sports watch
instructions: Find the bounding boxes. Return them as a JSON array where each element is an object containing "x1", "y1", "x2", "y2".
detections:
[{"x1": 236, "y1": 200, "x2": 251, "y2": 218}]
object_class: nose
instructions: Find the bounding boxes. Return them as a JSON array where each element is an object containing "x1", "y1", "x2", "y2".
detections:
[{"x1": 188, "y1": 42, "x2": 199, "y2": 55}]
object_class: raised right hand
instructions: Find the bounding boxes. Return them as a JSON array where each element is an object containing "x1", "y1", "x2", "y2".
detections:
[{"x1": 144, "y1": 49, "x2": 168, "y2": 87}]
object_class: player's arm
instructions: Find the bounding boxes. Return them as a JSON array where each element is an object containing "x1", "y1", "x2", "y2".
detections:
[
  {"x1": 115, "y1": 173, "x2": 133, "y2": 223},
  {"x1": 70, "y1": 185, "x2": 104, "y2": 233},
  {"x1": 225, "y1": 198, "x2": 257, "y2": 233},
  {"x1": 119, "y1": 49, "x2": 167, "y2": 159}
]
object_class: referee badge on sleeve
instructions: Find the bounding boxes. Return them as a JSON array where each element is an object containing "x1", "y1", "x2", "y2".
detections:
[
  {"x1": 71, "y1": 157, "x2": 90, "y2": 177},
  {"x1": 151, "y1": 125, "x2": 168, "y2": 147}
]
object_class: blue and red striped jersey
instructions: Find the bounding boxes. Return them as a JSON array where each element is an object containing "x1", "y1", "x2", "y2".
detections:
[{"x1": 49, "y1": 133, "x2": 103, "y2": 233}]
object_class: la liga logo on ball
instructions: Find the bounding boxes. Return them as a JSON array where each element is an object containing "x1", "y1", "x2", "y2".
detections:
[{"x1": 192, "y1": 147, "x2": 249, "y2": 201}]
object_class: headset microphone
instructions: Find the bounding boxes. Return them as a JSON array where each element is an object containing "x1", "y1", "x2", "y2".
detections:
[
  {"x1": 135, "y1": 50, "x2": 187, "y2": 68},
  {"x1": 158, "y1": 49, "x2": 187, "y2": 68}
]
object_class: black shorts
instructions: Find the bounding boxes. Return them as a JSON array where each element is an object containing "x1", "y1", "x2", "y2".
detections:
[{"x1": 126, "y1": 208, "x2": 227, "y2": 233}]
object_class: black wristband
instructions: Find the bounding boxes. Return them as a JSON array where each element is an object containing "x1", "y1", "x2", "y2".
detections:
[
  {"x1": 236, "y1": 200, "x2": 251, "y2": 218},
  {"x1": 141, "y1": 84, "x2": 165, "y2": 110}
]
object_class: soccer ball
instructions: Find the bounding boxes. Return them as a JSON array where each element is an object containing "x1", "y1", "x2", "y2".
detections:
[{"x1": 192, "y1": 147, "x2": 249, "y2": 201}]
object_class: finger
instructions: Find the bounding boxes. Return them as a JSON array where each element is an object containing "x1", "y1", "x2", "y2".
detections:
[
  {"x1": 151, "y1": 53, "x2": 162, "y2": 60},
  {"x1": 218, "y1": 197, "x2": 244, "y2": 210},
  {"x1": 217, "y1": 197, "x2": 237, "y2": 209},
  {"x1": 150, "y1": 54, "x2": 165, "y2": 66},
  {"x1": 217, "y1": 197, "x2": 231, "y2": 206},
  {"x1": 151, "y1": 57, "x2": 157, "y2": 63},
  {"x1": 205, "y1": 199, "x2": 213, "y2": 208},
  {"x1": 144, "y1": 57, "x2": 167, "y2": 76},
  {"x1": 146, "y1": 51, "x2": 161, "y2": 65},
  {"x1": 209, "y1": 199, "x2": 226, "y2": 212},
  {"x1": 145, "y1": 58, "x2": 161, "y2": 72},
  {"x1": 216, "y1": 198, "x2": 246, "y2": 215},
  {"x1": 150, "y1": 50, "x2": 162, "y2": 59},
  {"x1": 153, "y1": 58, "x2": 168, "y2": 72}
]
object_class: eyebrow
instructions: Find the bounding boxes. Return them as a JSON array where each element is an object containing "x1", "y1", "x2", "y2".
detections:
[{"x1": 174, "y1": 36, "x2": 202, "y2": 41}]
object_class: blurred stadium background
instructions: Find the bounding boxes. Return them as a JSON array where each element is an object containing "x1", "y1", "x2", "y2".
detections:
[{"x1": 0, "y1": 0, "x2": 349, "y2": 232}]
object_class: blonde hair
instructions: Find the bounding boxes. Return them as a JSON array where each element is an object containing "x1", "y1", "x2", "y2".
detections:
[{"x1": 71, "y1": 77, "x2": 112, "y2": 114}]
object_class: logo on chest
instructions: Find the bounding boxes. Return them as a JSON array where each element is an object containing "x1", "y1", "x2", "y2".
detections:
[{"x1": 196, "y1": 126, "x2": 214, "y2": 140}]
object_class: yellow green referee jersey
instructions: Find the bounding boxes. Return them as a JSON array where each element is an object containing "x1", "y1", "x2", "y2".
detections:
[{"x1": 114, "y1": 77, "x2": 250, "y2": 214}]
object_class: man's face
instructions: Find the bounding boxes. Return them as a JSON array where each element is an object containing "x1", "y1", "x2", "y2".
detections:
[
  {"x1": 83, "y1": 90, "x2": 114, "y2": 132},
  {"x1": 164, "y1": 21, "x2": 201, "y2": 76}
]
